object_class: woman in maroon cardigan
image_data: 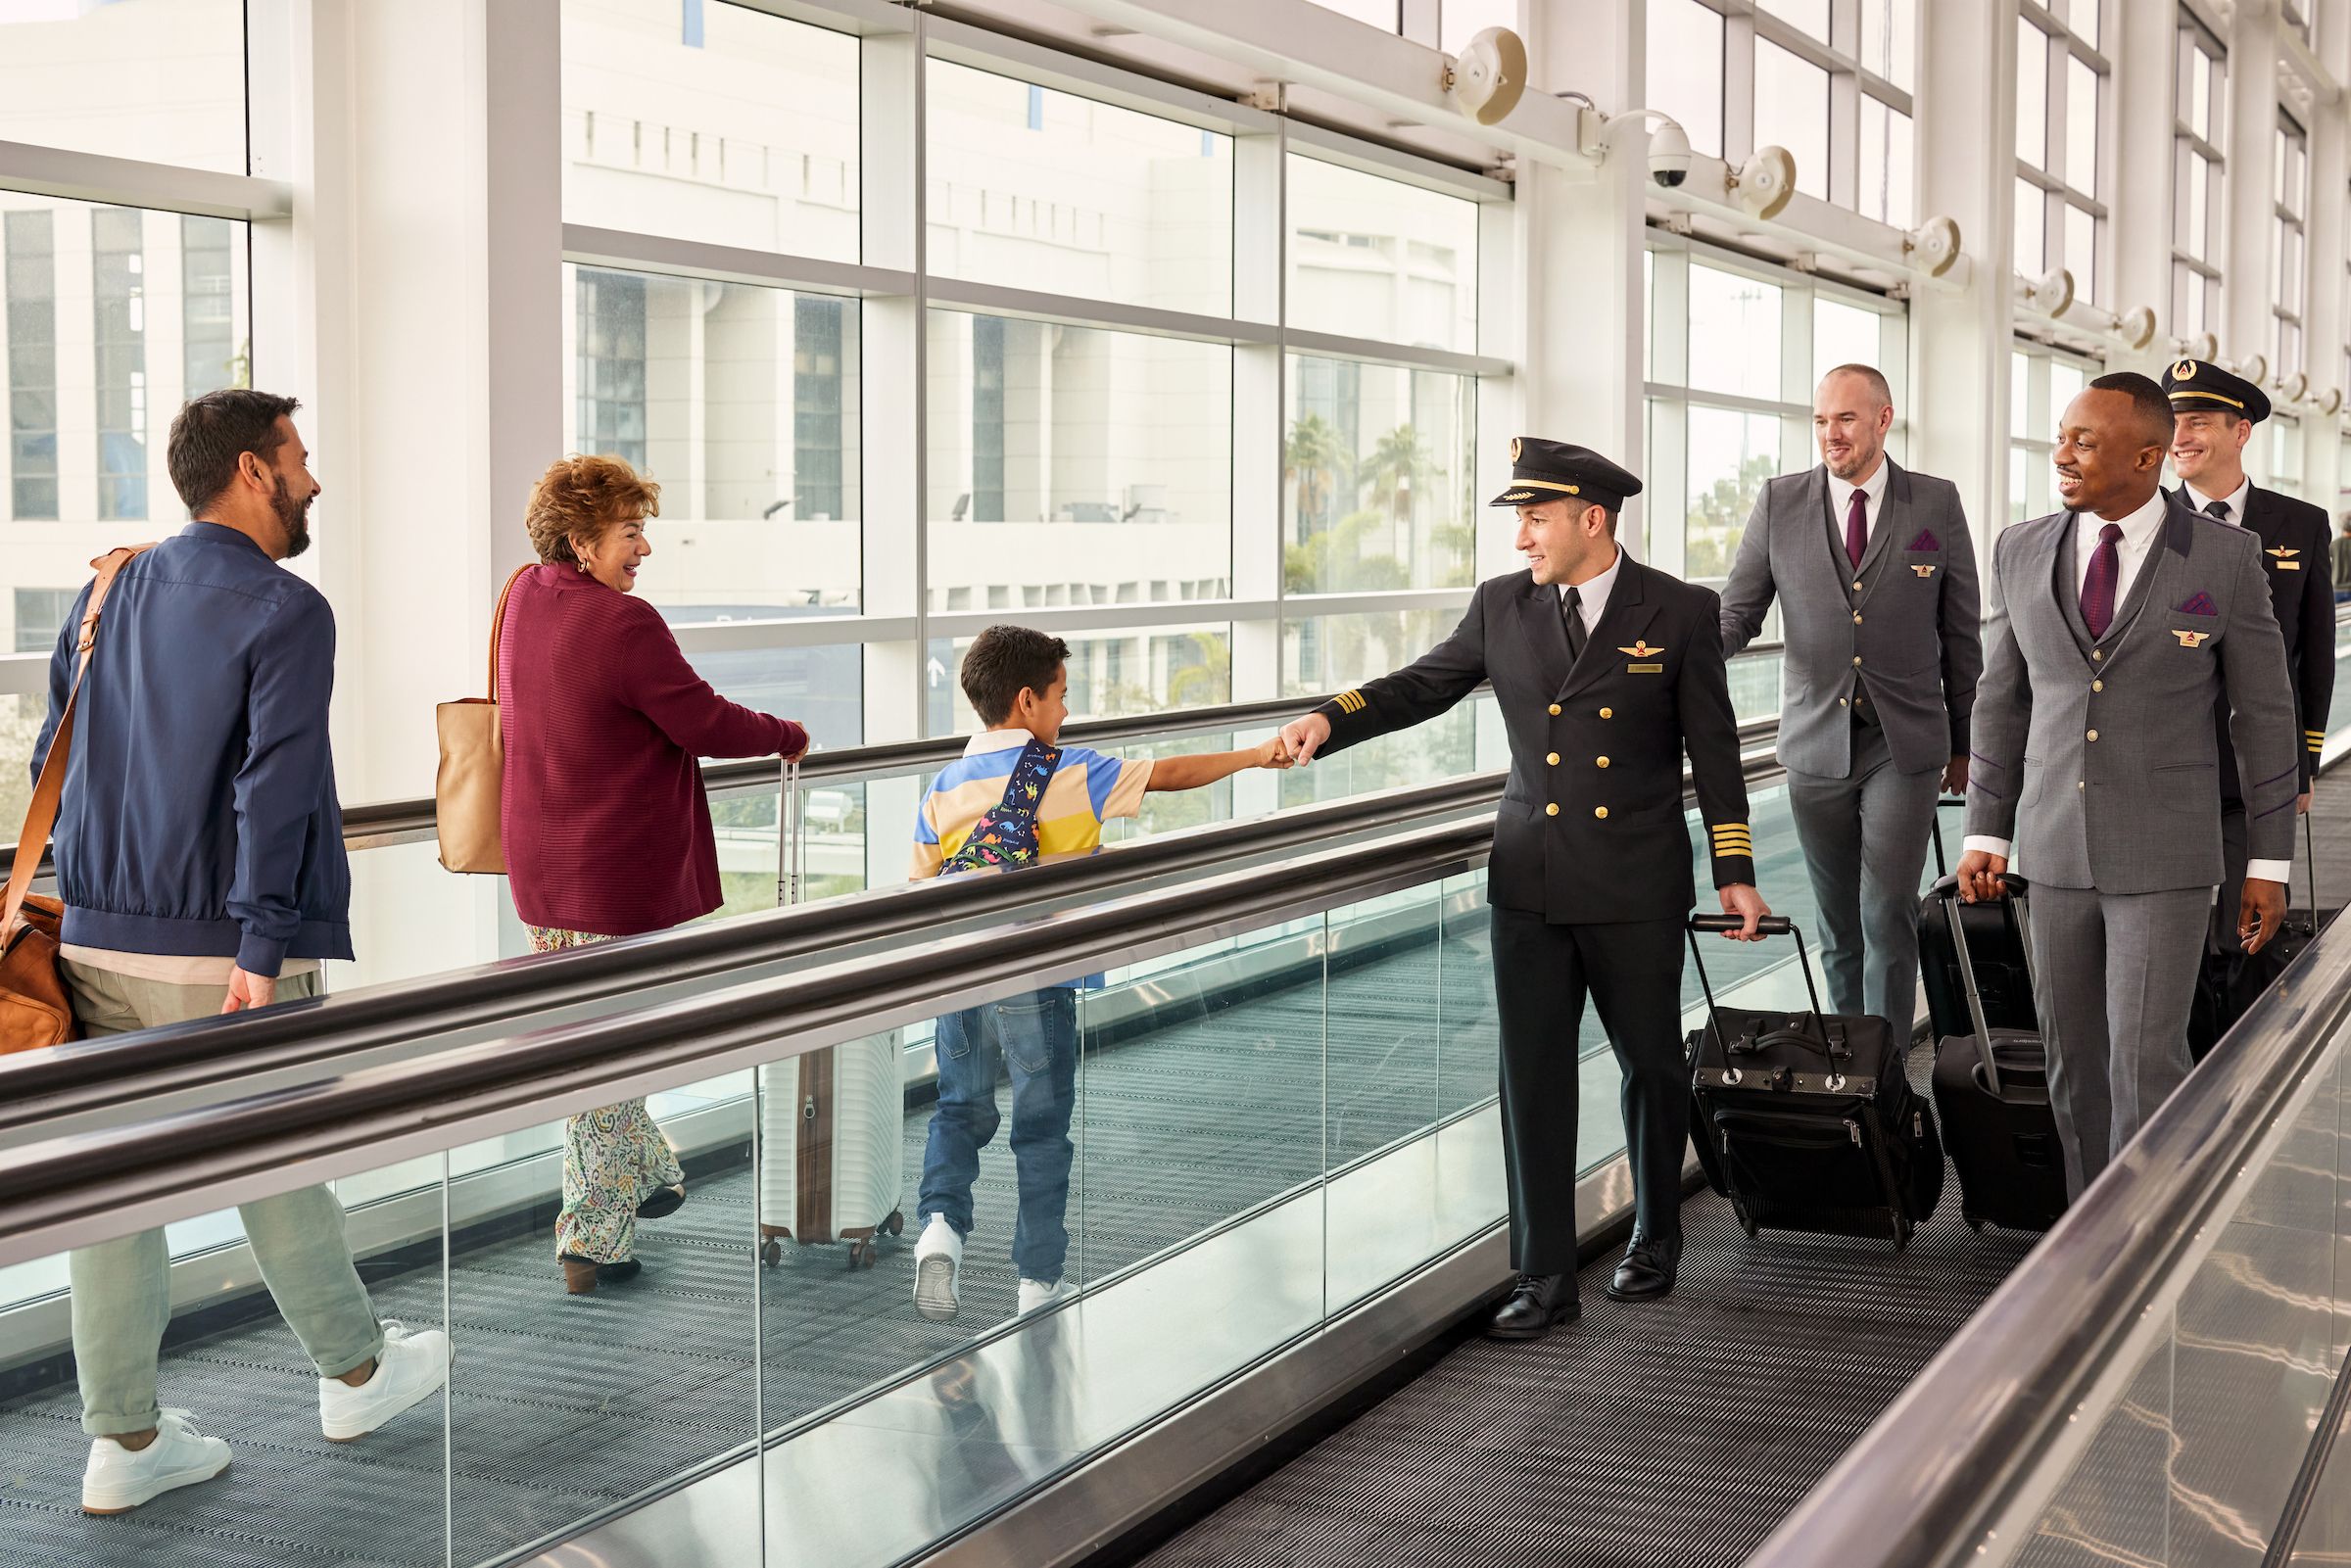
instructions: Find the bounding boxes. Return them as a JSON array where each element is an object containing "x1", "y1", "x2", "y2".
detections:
[{"x1": 500, "y1": 454, "x2": 808, "y2": 1294}]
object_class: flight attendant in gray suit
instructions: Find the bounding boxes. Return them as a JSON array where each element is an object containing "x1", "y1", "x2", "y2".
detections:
[
  {"x1": 1279, "y1": 440, "x2": 1770, "y2": 1340},
  {"x1": 1720, "y1": 364, "x2": 1981, "y2": 1038},
  {"x1": 1957, "y1": 373, "x2": 2296, "y2": 1196}
]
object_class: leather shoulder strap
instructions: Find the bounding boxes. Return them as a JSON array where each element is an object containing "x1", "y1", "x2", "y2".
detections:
[
  {"x1": 3, "y1": 544, "x2": 156, "y2": 942},
  {"x1": 487, "y1": 565, "x2": 531, "y2": 700}
]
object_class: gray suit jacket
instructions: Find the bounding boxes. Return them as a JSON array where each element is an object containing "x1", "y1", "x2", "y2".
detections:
[
  {"x1": 1720, "y1": 461, "x2": 1982, "y2": 777},
  {"x1": 1965, "y1": 499, "x2": 2298, "y2": 893}
]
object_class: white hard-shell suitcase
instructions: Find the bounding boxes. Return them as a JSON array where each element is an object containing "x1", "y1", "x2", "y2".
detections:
[{"x1": 757, "y1": 756, "x2": 906, "y2": 1268}]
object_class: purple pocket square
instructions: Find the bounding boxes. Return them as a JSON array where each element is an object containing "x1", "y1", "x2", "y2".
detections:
[
  {"x1": 1905, "y1": 529, "x2": 1940, "y2": 551},
  {"x1": 2177, "y1": 592, "x2": 2218, "y2": 616}
]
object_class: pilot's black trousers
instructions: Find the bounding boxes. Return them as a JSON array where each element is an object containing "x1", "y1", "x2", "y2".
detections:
[{"x1": 1489, "y1": 907, "x2": 1688, "y2": 1278}]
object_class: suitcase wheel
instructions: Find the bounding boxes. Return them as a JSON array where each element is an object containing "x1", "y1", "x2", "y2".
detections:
[
  {"x1": 1964, "y1": 1214, "x2": 1984, "y2": 1233},
  {"x1": 848, "y1": 1237, "x2": 879, "y2": 1270},
  {"x1": 1731, "y1": 1196, "x2": 1758, "y2": 1238},
  {"x1": 885, "y1": 1210, "x2": 904, "y2": 1238},
  {"x1": 760, "y1": 1239, "x2": 783, "y2": 1267}
]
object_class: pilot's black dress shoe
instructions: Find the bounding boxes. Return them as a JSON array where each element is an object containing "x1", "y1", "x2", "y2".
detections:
[
  {"x1": 1485, "y1": 1273, "x2": 1581, "y2": 1340},
  {"x1": 1606, "y1": 1231, "x2": 1683, "y2": 1301}
]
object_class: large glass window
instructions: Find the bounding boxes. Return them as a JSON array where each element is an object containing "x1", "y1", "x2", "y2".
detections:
[
  {"x1": 2010, "y1": 344, "x2": 2098, "y2": 524},
  {"x1": 560, "y1": 263, "x2": 864, "y2": 616},
  {"x1": 1283, "y1": 357, "x2": 1475, "y2": 594},
  {"x1": 2173, "y1": 12, "x2": 2226, "y2": 342},
  {"x1": 1286, "y1": 157, "x2": 1478, "y2": 353},
  {"x1": 2016, "y1": 3, "x2": 2110, "y2": 307},
  {"x1": 1645, "y1": 0, "x2": 1916, "y2": 227},
  {"x1": 2275, "y1": 112, "x2": 2307, "y2": 380},
  {"x1": 1, "y1": 195, "x2": 251, "y2": 807},
  {"x1": 925, "y1": 310, "x2": 1231, "y2": 617},
  {"x1": 927, "y1": 62, "x2": 1234, "y2": 316},
  {"x1": 558, "y1": 0, "x2": 861, "y2": 262},
  {"x1": 1645, "y1": 241, "x2": 1907, "y2": 587},
  {"x1": 0, "y1": 0, "x2": 247, "y2": 174}
]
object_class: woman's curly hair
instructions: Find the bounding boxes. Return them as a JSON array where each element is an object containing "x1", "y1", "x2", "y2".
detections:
[{"x1": 525, "y1": 454, "x2": 661, "y2": 565}]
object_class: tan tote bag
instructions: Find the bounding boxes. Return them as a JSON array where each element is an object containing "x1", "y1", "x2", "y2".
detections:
[{"x1": 435, "y1": 566, "x2": 529, "y2": 874}]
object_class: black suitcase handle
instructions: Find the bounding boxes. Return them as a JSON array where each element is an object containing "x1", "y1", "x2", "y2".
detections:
[
  {"x1": 1925, "y1": 871, "x2": 2034, "y2": 900},
  {"x1": 1683, "y1": 915, "x2": 1828, "y2": 1052}
]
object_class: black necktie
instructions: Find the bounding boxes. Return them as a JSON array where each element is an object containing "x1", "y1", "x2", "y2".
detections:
[
  {"x1": 1562, "y1": 587, "x2": 1587, "y2": 663},
  {"x1": 2204, "y1": 498, "x2": 2231, "y2": 523}
]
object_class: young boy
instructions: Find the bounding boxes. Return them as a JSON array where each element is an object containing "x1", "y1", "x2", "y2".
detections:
[{"x1": 908, "y1": 625, "x2": 1291, "y2": 1321}]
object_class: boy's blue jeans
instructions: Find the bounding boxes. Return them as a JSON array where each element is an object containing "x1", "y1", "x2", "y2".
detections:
[{"x1": 918, "y1": 988, "x2": 1080, "y2": 1285}]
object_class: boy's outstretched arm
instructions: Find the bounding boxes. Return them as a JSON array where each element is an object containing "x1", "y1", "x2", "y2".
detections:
[{"x1": 1145, "y1": 736, "x2": 1293, "y2": 793}]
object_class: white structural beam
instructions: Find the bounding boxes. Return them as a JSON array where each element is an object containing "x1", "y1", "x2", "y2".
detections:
[
  {"x1": 0, "y1": 138, "x2": 290, "y2": 221},
  {"x1": 1515, "y1": 0, "x2": 1646, "y2": 553},
  {"x1": 1908, "y1": 0, "x2": 2018, "y2": 543},
  {"x1": 1030, "y1": 0, "x2": 1591, "y2": 174}
]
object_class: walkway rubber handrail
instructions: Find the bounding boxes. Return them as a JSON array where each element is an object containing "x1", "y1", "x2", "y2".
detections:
[
  {"x1": 0, "y1": 813, "x2": 1504, "y2": 1267},
  {"x1": 0, "y1": 704, "x2": 1780, "y2": 1133},
  {"x1": 1745, "y1": 901, "x2": 2351, "y2": 1568}
]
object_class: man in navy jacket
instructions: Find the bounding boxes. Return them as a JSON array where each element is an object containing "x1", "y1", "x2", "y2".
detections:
[{"x1": 31, "y1": 390, "x2": 448, "y2": 1515}]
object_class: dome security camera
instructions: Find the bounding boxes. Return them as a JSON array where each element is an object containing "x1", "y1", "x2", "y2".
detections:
[{"x1": 1649, "y1": 119, "x2": 1692, "y2": 188}]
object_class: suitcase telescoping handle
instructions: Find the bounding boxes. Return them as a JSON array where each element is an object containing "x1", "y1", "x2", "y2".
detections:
[
  {"x1": 1937, "y1": 872, "x2": 2033, "y2": 1098},
  {"x1": 1929, "y1": 793, "x2": 1966, "y2": 879},
  {"x1": 1684, "y1": 914, "x2": 1828, "y2": 1051},
  {"x1": 778, "y1": 755, "x2": 802, "y2": 909}
]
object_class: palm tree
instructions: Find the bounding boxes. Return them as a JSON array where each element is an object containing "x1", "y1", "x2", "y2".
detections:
[
  {"x1": 1360, "y1": 424, "x2": 1428, "y2": 562},
  {"x1": 1283, "y1": 415, "x2": 1350, "y2": 543},
  {"x1": 1167, "y1": 632, "x2": 1231, "y2": 709}
]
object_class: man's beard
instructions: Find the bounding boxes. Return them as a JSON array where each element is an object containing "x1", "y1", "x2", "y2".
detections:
[{"x1": 271, "y1": 472, "x2": 313, "y2": 559}]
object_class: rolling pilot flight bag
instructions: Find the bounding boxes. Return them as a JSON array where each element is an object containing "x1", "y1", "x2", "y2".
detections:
[
  {"x1": 1922, "y1": 796, "x2": 2038, "y2": 1038},
  {"x1": 1686, "y1": 916, "x2": 1943, "y2": 1252},
  {"x1": 1928, "y1": 875, "x2": 2067, "y2": 1233},
  {"x1": 758, "y1": 757, "x2": 906, "y2": 1268},
  {"x1": 2193, "y1": 815, "x2": 2337, "y2": 1061}
]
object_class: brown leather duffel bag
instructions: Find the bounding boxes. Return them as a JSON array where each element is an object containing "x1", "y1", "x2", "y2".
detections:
[{"x1": 1, "y1": 545, "x2": 151, "y2": 1055}]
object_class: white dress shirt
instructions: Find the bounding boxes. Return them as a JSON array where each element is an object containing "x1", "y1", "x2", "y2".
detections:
[
  {"x1": 1557, "y1": 545, "x2": 1623, "y2": 636},
  {"x1": 1968, "y1": 488, "x2": 2291, "y2": 886},
  {"x1": 1829, "y1": 458, "x2": 1892, "y2": 557},
  {"x1": 2181, "y1": 476, "x2": 2252, "y2": 528}
]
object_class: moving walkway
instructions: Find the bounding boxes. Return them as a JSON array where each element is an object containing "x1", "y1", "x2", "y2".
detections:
[{"x1": 2, "y1": 622, "x2": 2346, "y2": 1567}]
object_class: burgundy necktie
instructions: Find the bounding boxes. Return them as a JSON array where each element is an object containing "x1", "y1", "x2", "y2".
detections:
[
  {"x1": 2081, "y1": 522, "x2": 2124, "y2": 640},
  {"x1": 1844, "y1": 488, "x2": 1868, "y2": 569}
]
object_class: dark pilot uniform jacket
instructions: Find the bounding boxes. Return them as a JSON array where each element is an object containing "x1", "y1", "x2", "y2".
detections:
[
  {"x1": 1311, "y1": 553, "x2": 1755, "y2": 919},
  {"x1": 2202, "y1": 486, "x2": 2334, "y2": 798}
]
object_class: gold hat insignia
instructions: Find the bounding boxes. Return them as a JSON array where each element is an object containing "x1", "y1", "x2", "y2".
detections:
[
  {"x1": 2173, "y1": 358, "x2": 2197, "y2": 380},
  {"x1": 1510, "y1": 437, "x2": 1522, "y2": 461},
  {"x1": 1617, "y1": 641, "x2": 1660, "y2": 658}
]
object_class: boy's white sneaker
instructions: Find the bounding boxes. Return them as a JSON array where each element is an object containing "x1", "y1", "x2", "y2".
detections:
[
  {"x1": 81, "y1": 1408, "x2": 230, "y2": 1515},
  {"x1": 319, "y1": 1321, "x2": 450, "y2": 1442},
  {"x1": 913, "y1": 1215, "x2": 962, "y2": 1322},
  {"x1": 1016, "y1": 1277, "x2": 1073, "y2": 1315}
]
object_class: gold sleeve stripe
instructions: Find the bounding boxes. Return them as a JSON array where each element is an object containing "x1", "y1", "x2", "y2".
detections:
[
  {"x1": 1711, "y1": 832, "x2": 1754, "y2": 848},
  {"x1": 1333, "y1": 690, "x2": 1367, "y2": 715},
  {"x1": 1709, "y1": 823, "x2": 1751, "y2": 833}
]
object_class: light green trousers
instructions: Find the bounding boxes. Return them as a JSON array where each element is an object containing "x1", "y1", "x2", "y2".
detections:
[{"x1": 61, "y1": 961, "x2": 384, "y2": 1437}]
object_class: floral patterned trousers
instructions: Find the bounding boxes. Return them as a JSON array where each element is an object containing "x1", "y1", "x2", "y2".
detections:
[{"x1": 528, "y1": 926, "x2": 685, "y2": 1263}]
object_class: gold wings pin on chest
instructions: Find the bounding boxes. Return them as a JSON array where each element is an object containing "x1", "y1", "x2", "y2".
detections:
[
  {"x1": 1619, "y1": 640, "x2": 1664, "y2": 672},
  {"x1": 2270, "y1": 546, "x2": 2303, "y2": 570}
]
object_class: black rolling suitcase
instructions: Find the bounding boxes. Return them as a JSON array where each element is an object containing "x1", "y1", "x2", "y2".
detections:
[
  {"x1": 1686, "y1": 915, "x2": 1943, "y2": 1252},
  {"x1": 1920, "y1": 795, "x2": 2037, "y2": 1038},
  {"x1": 1928, "y1": 875, "x2": 2068, "y2": 1233},
  {"x1": 2196, "y1": 816, "x2": 2338, "y2": 1060}
]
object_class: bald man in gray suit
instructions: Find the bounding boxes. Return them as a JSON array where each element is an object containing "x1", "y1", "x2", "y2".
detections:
[
  {"x1": 1722, "y1": 364, "x2": 1981, "y2": 1039},
  {"x1": 1959, "y1": 373, "x2": 2296, "y2": 1196}
]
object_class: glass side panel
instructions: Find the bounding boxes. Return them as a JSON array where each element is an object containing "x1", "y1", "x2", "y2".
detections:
[{"x1": 2008, "y1": 997, "x2": 2351, "y2": 1566}]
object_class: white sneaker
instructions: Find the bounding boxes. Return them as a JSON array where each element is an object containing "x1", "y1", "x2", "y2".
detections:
[
  {"x1": 319, "y1": 1321, "x2": 451, "y2": 1442},
  {"x1": 81, "y1": 1407, "x2": 230, "y2": 1515},
  {"x1": 912, "y1": 1214, "x2": 962, "y2": 1322},
  {"x1": 1016, "y1": 1277, "x2": 1074, "y2": 1315}
]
